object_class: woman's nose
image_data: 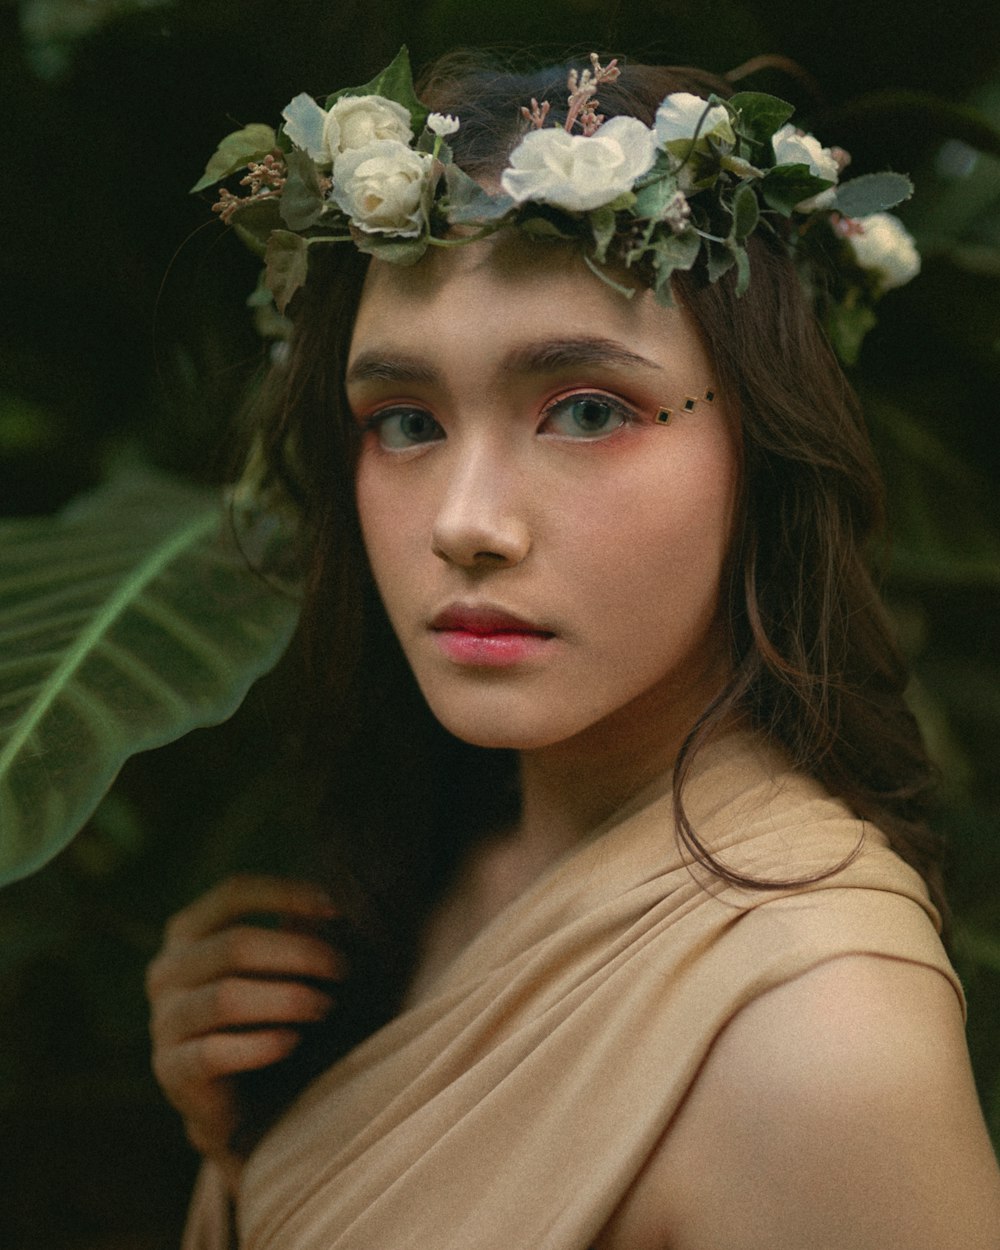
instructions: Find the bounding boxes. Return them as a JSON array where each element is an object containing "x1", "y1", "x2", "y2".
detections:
[{"x1": 430, "y1": 448, "x2": 532, "y2": 569}]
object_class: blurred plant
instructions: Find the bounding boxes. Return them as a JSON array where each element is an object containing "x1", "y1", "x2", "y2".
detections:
[
  {"x1": 19, "y1": 0, "x2": 175, "y2": 78},
  {"x1": 0, "y1": 470, "x2": 301, "y2": 884}
]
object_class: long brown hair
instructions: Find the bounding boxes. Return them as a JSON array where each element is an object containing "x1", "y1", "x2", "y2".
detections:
[{"x1": 250, "y1": 54, "x2": 945, "y2": 995}]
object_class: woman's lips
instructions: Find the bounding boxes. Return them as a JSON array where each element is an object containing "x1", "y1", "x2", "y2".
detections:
[{"x1": 429, "y1": 605, "x2": 555, "y2": 667}]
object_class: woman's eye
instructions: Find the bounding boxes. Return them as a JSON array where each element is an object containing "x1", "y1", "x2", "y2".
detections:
[
  {"x1": 367, "y1": 408, "x2": 444, "y2": 450},
  {"x1": 541, "y1": 394, "x2": 631, "y2": 440}
]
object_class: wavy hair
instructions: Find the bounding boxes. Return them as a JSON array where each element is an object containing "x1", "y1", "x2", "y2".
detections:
[{"x1": 247, "y1": 55, "x2": 946, "y2": 1011}]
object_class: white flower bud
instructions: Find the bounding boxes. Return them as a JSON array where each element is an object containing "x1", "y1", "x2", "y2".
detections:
[
  {"x1": 845, "y1": 212, "x2": 921, "y2": 290},
  {"x1": 771, "y1": 124, "x2": 839, "y2": 211},
  {"x1": 428, "y1": 112, "x2": 460, "y2": 137},
  {"x1": 654, "y1": 93, "x2": 735, "y2": 147}
]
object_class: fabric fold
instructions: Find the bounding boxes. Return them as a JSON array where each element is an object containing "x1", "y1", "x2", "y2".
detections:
[{"x1": 183, "y1": 733, "x2": 961, "y2": 1250}]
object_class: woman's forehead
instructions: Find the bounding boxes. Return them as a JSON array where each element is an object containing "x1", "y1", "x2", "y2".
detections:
[{"x1": 348, "y1": 237, "x2": 707, "y2": 373}]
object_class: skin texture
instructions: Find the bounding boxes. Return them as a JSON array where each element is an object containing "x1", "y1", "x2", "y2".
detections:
[
  {"x1": 145, "y1": 876, "x2": 345, "y2": 1188},
  {"x1": 350, "y1": 235, "x2": 740, "y2": 858}
]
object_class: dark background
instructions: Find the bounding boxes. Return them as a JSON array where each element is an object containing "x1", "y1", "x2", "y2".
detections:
[{"x1": 2, "y1": 2, "x2": 999, "y2": 1246}]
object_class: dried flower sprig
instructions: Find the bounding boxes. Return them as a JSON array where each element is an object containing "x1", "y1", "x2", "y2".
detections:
[{"x1": 565, "y1": 53, "x2": 620, "y2": 135}]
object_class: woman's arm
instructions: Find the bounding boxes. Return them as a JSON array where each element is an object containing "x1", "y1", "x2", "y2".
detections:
[
  {"x1": 613, "y1": 955, "x2": 1000, "y2": 1250},
  {"x1": 146, "y1": 875, "x2": 346, "y2": 1193}
]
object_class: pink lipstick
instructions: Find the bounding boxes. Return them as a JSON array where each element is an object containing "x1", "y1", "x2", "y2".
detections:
[{"x1": 429, "y1": 605, "x2": 555, "y2": 667}]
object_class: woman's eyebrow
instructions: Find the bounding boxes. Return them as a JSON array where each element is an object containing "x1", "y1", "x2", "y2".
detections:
[
  {"x1": 345, "y1": 336, "x2": 662, "y2": 387},
  {"x1": 504, "y1": 337, "x2": 663, "y2": 375},
  {"x1": 345, "y1": 352, "x2": 438, "y2": 386}
]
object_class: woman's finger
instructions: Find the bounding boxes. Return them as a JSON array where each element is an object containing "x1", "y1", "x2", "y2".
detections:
[
  {"x1": 151, "y1": 977, "x2": 335, "y2": 1045},
  {"x1": 163, "y1": 875, "x2": 337, "y2": 947},
  {"x1": 146, "y1": 924, "x2": 346, "y2": 999}
]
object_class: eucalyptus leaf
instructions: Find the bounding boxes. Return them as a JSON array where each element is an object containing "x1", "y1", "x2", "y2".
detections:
[
  {"x1": 834, "y1": 172, "x2": 914, "y2": 219},
  {"x1": 280, "y1": 149, "x2": 326, "y2": 231},
  {"x1": 265, "y1": 230, "x2": 311, "y2": 312},
  {"x1": 191, "y1": 123, "x2": 277, "y2": 194},
  {"x1": 0, "y1": 474, "x2": 301, "y2": 887}
]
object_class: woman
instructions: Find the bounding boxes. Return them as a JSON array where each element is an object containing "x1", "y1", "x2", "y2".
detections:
[{"x1": 147, "y1": 52, "x2": 1000, "y2": 1248}]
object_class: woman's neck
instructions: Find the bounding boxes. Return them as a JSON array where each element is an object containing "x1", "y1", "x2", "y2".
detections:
[{"x1": 512, "y1": 652, "x2": 728, "y2": 864}]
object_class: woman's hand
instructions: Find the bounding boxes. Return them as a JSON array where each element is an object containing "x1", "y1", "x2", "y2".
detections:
[{"x1": 146, "y1": 875, "x2": 345, "y2": 1189}]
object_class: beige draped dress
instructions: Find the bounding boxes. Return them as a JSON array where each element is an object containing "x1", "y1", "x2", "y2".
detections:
[{"x1": 183, "y1": 733, "x2": 961, "y2": 1249}]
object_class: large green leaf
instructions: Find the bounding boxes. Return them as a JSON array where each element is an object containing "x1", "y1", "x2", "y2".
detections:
[{"x1": 0, "y1": 473, "x2": 301, "y2": 886}]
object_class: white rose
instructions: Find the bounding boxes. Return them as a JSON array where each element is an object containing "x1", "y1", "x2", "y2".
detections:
[
  {"x1": 845, "y1": 212, "x2": 921, "y2": 290},
  {"x1": 654, "y1": 93, "x2": 735, "y2": 147},
  {"x1": 330, "y1": 140, "x2": 432, "y2": 235},
  {"x1": 324, "y1": 94, "x2": 413, "y2": 165},
  {"x1": 771, "y1": 124, "x2": 839, "y2": 210},
  {"x1": 500, "y1": 116, "x2": 657, "y2": 213}
]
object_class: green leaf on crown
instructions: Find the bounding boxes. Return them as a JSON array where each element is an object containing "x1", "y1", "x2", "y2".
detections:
[
  {"x1": 443, "y1": 164, "x2": 514, "y2": 225},
  {"x1": 706, "y1": 241, "x2": 736, "y2": 284},
  {"x1": 281, "y1": 93, "x2": 328, "y2": 164},
  {"x1": 265, "y1": 230, "x2": 311, "y2": 311},
  {"x1": 351, "y1": 233, "x2": 429, "y2": 265},
  {"x1": 729, "y1": 92, "x2": 795, "y2": 151},
  {"x1": 230, "y1": 196, "x2": 283, "y2": 258},
  {"x1": 760, "y1": 163, "x2": 834, "y2": 216},
  {"x1": 833, "y1": 172, "x2": 914, "y2": 218},
  {"x1": 191, "y1": 123, "x2": 277, "y2": 194},
  {"x1": 323, "y1": 46, "x2": 429, "y2": 134},
  {"x1": 589, "y1": 205, "x2": 618, "y2": 263},
  {"x1": 632, "y1": 172, "x2": 681, "y2": 220},
  {"x1": 732, "y1": 242, "x2": 751, "y2": 295},
  {"x1": 516, "y1": 203, "x2": 581, "y2": 240},
  {"x1": 280, "y1": 149, "x2": 326, "y2": 231},
  {"x1": 731, "y1": 182, "x2": 760, "y2": 241},
  {"x1": 520, "y1": 216, "x2": 576, "y2": 239},
  {"x1": 649, "y1": 230, "x2": 700, "y2": 304}
]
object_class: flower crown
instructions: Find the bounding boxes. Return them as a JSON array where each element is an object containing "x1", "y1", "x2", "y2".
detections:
[{"x1": 194, "y1": 48, "x2": 921, "y2": 364}]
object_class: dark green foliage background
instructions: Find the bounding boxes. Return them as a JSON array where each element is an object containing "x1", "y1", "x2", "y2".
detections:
[{"x1": 2, "y1": 1, "x2": 998, "y2": 1246}]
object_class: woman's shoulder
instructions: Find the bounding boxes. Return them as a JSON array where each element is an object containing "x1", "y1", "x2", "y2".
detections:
[{"x1": 598, "y1": 954, "x2": 1000, "y2": 1250}]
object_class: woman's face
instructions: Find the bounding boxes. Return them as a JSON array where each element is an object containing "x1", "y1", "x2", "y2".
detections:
[{"x1": 348, "y1": 237, "x2": 740, "y2": 755}]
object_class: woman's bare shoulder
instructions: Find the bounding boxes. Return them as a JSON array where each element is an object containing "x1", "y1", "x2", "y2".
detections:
[{"x1": 598, "y1": 955, "x2": 1000, "y2": 1250}]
